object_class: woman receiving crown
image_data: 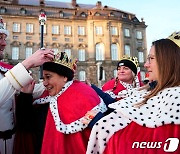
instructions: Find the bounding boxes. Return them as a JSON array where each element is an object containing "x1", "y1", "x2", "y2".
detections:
[
  {"x1": 86, "y1": 32, "x2": 180, "y2": 154},
  {"x1": 14, "y1": 51, "x2": 107, "y2": 154}
]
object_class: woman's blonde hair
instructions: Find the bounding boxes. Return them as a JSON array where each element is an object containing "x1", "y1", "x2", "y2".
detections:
[{"x1": 134, "y1": 39, "x2": 180, "y2": 107}]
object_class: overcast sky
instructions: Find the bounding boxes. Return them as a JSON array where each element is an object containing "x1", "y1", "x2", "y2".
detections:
[{"x1": 49, "y1": 0, "x2": 180, "y2": 51}]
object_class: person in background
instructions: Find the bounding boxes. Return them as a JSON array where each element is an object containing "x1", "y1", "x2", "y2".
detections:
[
  {"x1": 81, "y1": 56, "x2": 144, "y2": 126},
  {"x1": 0, "y1": 16, "x2": 54, "y2": 154},
  {"x1": 86, "y1": 31, "x2": 180, "y2": 154},
  {"x1": 102, "y1": 55, "x2": 143, "y2": 99}
]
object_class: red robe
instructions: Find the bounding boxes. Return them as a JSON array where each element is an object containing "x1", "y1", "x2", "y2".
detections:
[
  {"x1": 104, "y1": 122, "x2": 180, "y2": 154},
  {"x1": 0, "y1": 61, "x2": 13, "y2": 73},
  {"x1": 102, "y1": 79, "x2": 126, "y2": 95},
  {"x1": 41, "y1": 81, "x2": 101, "y2": 154}
]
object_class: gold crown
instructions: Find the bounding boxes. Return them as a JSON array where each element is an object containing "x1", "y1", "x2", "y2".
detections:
[
  {"x1": 53, "y1": 51, "x2": 76, "y2": 70},
  {"x1": 167, "y1": 31, "x2": 180, "y2": 47},
  {"x1": 120, "y1": 55, "x2": 139, "y2": 67}
]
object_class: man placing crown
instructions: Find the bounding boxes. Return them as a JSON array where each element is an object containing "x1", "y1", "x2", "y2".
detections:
[{"x1": 0, "y1": 16, "x2": 54, "y2": 154}]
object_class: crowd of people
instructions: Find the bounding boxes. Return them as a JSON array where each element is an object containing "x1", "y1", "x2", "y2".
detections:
[{"x1": 1, "y1": 15, "x2": 180, "y2": 154}]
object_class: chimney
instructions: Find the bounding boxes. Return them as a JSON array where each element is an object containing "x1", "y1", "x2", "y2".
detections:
[{"x1": 72, "y1": 0, "x2": 77, "y2": 7}]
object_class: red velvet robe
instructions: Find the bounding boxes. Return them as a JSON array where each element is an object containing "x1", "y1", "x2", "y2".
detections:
[
  {"x1": 104, "y1": 122, "x2": 180, "y2": 154},
  {"x1": 102, "y1": 79, "x2": 126, "y2": 95},
  {"x1": 41, "y1": 81, "x2": 101, "y2": 154}
]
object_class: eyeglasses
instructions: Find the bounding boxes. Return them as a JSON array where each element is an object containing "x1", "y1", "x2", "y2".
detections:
[{"x1": 147, "y1": 55, "x2": 155, "y2": 64}]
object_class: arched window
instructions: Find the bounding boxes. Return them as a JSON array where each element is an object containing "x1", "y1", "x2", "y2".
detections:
[
  {"x1": 111, "y1": 44, "x2": 118, "y2": 60},
  {"x1": 80, "y1": 12, "x2": 86, "y2": 17},
  {"x1": 0, "y1": 7, "x2": 6, "y2": 14},
  {"x1": 95, "y1": 12, "x2": 101, "y2": 16},
  {"x1": 20, "y1": 8, "x2": 26, "y2": 14},
  {"x1": 59, "y1": 11, "x2": 64, "y2": 17},
  {"x1": 96, "y1": 43, "x2": 104, "y2": 61}
]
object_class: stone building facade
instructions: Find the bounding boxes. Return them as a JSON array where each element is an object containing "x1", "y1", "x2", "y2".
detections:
[{"x1": 0, "y1": 0, "x2": 147, "y2": 86}]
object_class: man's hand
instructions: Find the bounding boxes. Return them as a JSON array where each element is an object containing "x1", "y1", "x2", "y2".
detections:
[{"x1": 22, "y1": 48, "x2": 54, "y2": 69}]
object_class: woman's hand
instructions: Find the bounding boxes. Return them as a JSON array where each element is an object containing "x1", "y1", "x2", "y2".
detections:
[
  {"x1": 81, "y1": 110, "x2": 98, "y2": 124},
  {"x1": 21, "y1": 80, "x2": 36, "y2": 94}
]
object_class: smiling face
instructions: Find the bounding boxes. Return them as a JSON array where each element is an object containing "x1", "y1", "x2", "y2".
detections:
[
  {"x1": 117, "y1": 66, "x2": 134, "y2": 84},
  {"x1": 144, "y1": 45, "x2": 159, "y2": 81},
  {"x1": 0, "y1": 33, "x2": 7, "y2": 60},
  {"x1": 43, "y1": 70, "x2": 68, "y2": 96}
]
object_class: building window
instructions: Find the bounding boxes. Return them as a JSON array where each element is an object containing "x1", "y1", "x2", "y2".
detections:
[
  {"x1": 113, "y1": 69, "x2": 117, "y2": 78},
  {"x1": 124, "y1": 45, "x2": 131, "y2": 56},
  {"x1": 26, "y1": 36, "x2": 32, "y2": 40},
  {"x1": 0, "y1": 7, "x2": 6, "y2": 14},
  {"x1": 52, "y1": 37, "x2": 57, "y2": 41},
  {"x1": 52, "y1": 25, "x2": 59, "y2": 35},
  {"x1": 79, "y1": 38, "x2": 83, "y2": 42},
  {"x1": 26, "y1": 23, "x2": 33, "y2": 33},
  {"x1": 20, "y1": 8, "x2": 26, "y2": 14},
  {"x1": 111, "y1": 44, "x2": 118, "y2": 60},
  {"x1": 138, "y1": 52, "x2": 144, "y2": 63},
  {"x1": 13, "y1": 23, "x2": 21, "y2": 33},
  {"x1": 80, "y1": 12, "x2": 86, "y2": 17},
  {"x1": 79, "y1": 71, "x2": 86, "y2": 81},
  {"x1": 124, "y1": 28, "x2": 130, "y2": 37},
  {"x1": 13, "y1": 36, "x2": 19, "y2": 40},
  {"x1": 95, "y1": 26, "x2": 103, "y2": 35},
  {"x1": 109, "y1": 12, "x2": 115, "y2": 17},
  {"x1": 39, "y1": 25, "x2": 47, "y2": 34},
  {"x1": 96, "y1": 43, "x2": 104, "y2": 61},
  {"x1": 140, "y1": 71, "x2": 145, "y2": 81},
  {"x1": 136, "y1": 31, "x2": 143, "y2": 39},
  {"x1": 78, "y1": 49, "x2": 85, "y2": 61},
  {"x1": 12, "y1": 47, "x2": 19, "y2": 60},
  {"x1": 64, "y1": 49, "x2": 71, "y2": 58},
  {"x1": 78, "y1": 26, "x2": 85, "y2": 36},
  {"x1": 52, "y1": 48, "x2": 59, "y2": 55},
  {"x1": 97, "y1": 69, "x2": 105, "y2": 81},
  {"x1": 95, "y1": 12, "x2": 101, "y2": 16},
  {"x1": 111, "y1": 26, "x2": 118, "y2": 36},
  {"x1": 59, "y1": 11, "x2": 64, "y2": 17},
  {"x1": 65, "y1": 38, "x2": 70, "y2": 42},
  {"x1": 64, "y1": 26, "x2": 71, "y2": 35},
  {"x1": 25, "y1": 47, "x2": 32, "y2": 58}
]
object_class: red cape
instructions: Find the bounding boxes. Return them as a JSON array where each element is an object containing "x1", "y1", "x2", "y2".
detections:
[
  {"x1": 104, "y1": 122, "x2": 180, "y2": 154},
  {"x1": 41, "y1": 80, "x2": 101, "y2": 154},
  {"x1": 0, "y1": 61, "x2": 13, "y2": 73},
  {"x1": 102, "y1": 78, "x2": 126, "y2": 95}
]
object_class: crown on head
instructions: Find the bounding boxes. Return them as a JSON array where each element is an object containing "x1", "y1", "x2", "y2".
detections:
[
  {"x1": 167, "y1": 31, "x2": 180, "y2": 48},
  {"x1": 53, "y1": 51, "x2": 76, "y2": 70},
  {"x1": 120, "y1": 55, "x2": 139, "y2": 67}
]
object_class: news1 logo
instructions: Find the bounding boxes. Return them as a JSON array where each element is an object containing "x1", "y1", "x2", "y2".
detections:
[{"x1": 132, "y1": 138, "x2": 179, "y2": 152}]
